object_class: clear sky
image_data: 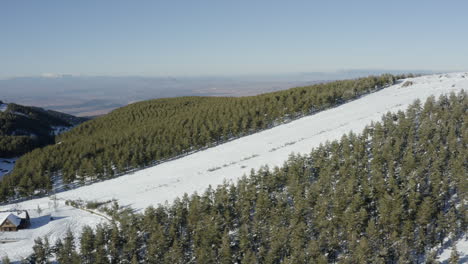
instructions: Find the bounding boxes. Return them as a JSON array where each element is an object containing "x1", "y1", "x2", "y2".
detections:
[{"x1": 1, "y1": 0, "x2": 467, "y2": 78}]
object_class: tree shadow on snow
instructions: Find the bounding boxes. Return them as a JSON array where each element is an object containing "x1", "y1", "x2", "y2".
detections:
[{"x1": 28, "y1": 214, "x2": 68, "y2": 229}]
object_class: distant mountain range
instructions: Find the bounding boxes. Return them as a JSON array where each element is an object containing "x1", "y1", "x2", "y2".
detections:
[{"x1": 0, "y1": 70, "x2": 434, "y2": 117}]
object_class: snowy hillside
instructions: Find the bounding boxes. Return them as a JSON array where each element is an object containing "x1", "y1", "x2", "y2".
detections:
[
  {"x1": 35, "y1": 73, "x2": 467, "y2": 209},
  {"x1": 0, "y1": 72, "x2": 466, "y2": 261},
  {"x1": 0, "y1": 198, "x2": 106, "y2": 261}
]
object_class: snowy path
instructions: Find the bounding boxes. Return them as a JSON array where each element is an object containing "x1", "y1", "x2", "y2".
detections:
[{"x1": 0, "y1": 72, "x2": 467, "y2": 261}]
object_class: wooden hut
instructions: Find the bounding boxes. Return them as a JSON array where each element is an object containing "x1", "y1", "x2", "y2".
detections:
[{"x1": 0, "y1": 211, "x2": 30, "y2": 231}]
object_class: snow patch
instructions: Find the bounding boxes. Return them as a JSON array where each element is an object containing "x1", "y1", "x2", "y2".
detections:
[
  {"x1": 50, "y1": 126, "x2": 70, "y2": 136},
  {"x1": 437, "y1": 237, "x2": 468, "y2": 263},
  {"x1": 11, "y1": 111, "x2": 28, "y2": 118},
  {"x1": 0, "y1": 158, "x2": 17, "y2": 179},
  {"x1": 0, "y1": 103, "x2": 7, "y2": 112}
]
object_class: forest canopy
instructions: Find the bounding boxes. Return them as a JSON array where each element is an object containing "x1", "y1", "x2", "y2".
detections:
[{"x1": 0, "y1": 103, "x2": 86, "y2": 157}]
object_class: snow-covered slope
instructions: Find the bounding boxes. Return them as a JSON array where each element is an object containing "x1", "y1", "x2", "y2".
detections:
[
  {"x1": 0, "y1": 72, "x2": 467, "y2": 261},
  {"x1": 0, "y1": 198, "x2": 106, "y2": 261}
]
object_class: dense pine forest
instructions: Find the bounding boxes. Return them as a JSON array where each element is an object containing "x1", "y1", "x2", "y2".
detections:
[
  {"x1": 0, "y1": 102, "x2": 86, "y2": 158},
  {"x1": 0, "y1": 74, "x2": 409, "y2": 201},
  {"x1": 28, "y1": 91, "x2": 467, "y2": 263}
]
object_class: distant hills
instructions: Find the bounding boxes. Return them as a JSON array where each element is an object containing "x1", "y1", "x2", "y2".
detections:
[
  {"x1": 0, "y1": 101, "x2": 87, "y2": 158},
  {"x1": 0, "y1": 70, "x2": 432, "y2": 117}
]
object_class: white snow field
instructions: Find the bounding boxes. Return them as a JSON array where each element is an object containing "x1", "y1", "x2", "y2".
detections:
[
  {"x1": 0, "y1": 198, "x2": 106, "y2": 261},
  {"x1": 0, "y1": 72, "x2": 467, "y2": 261}
]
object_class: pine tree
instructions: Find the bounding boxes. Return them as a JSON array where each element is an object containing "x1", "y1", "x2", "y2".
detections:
[
  {"x1": 94, "y1": 225, "x2": 110, "y2": 264},
  {"x1": 109, "y1": 224, "x2": 122, "y2": 264},
  {"x1": 54, "y1": 238, "x2": 63, "y2": 257},
  {"x1": 164, "y1": 240, "x2": 184, "y2": 264},
  {"x1": 131, "y1": 254, "x2": 139, "y2": 264},
  {"x1": 57, "y1": 229, "x2": 80, "y2": 264},
  {"x1": 43, "y1": 237, "x2": 52, "y2": 263},
  {"x1": 1, "y1": 256, "x2": 11, "y2": 264},
  {"x1": 449, "y1": 246, "x2": 460, "y2": 264},
  {"x1": 241, "y1": 250, "x2": 256, "y2": 264},
  {"x1": 32, "y1": 237, "x2": 48, "y2": 264},
  {"x1": 426, "y1": 251, "x2": 439, "y2": 264},
  {"x1": 146, "y1": 225, "x2": 167, "y2": 263},
  {"x1": 354, "y1": 236, "x2": 371, "y2": 263},
  {"x1": 80, "y1": 226, "x2": 95, "y2": 264},
  {"x1": 219, "y1": 231, "x2": 232, "y2": 264}
]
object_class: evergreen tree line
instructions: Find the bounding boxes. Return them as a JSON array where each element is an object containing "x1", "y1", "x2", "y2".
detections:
[
  {"x1": 0, "y1": 102, "x2": 86, "y2": 157},
  {"x1": 0, "y1": 74, "x2": 408, "y2": 201},
  {"x1": 29, "y1": 91, "x2": 467, "y2": 263}
]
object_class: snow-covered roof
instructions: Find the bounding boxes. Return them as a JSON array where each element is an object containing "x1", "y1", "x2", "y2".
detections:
[{"x1": 0, "y1": 212, "x2": 21, "y2": 227}]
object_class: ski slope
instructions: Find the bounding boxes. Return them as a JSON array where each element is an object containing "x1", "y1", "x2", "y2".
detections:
[{"x1": 0, "y1": 72, "x2": 467, "y2": 261}]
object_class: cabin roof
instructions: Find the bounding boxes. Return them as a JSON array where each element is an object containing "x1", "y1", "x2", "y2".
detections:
[{"x1": 0, "y1": 212, "x2": 21, "y2": 227}]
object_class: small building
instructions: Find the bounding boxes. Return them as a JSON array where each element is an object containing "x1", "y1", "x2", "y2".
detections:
[{"x1": 0, "y1": 211, "x2": 30, "y2": 232}]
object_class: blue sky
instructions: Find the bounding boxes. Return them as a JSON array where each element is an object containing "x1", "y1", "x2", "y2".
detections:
[{"x1": 1, "y1": 0, "x2": 467, "y2": 78}]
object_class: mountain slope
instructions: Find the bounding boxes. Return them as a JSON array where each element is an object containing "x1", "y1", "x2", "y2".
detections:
[
  {"x1": 32, "y1": 73, "x2": 467, "y2": 209},
  {"x1": 10, "y1": 76, "x2": 468, "y2": 263},
  {"x1": 0, "y1": 72, "x2": 466, "y2": 262},
  {"x1": 0, "y1": 74, "x2": 403, "y2": 200},
  {"x1": 73, "y1": 89, "x2": 465, "y2": 263}
]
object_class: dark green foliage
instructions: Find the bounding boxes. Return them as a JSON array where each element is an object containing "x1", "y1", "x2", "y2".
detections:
[
  {"x1": 32, "y1": 237, "x2": 51, "y2": 264},
  {"x1": 1, "y1": 256, "x2": 11, "y2": 264},
  {"x1": 80, "y1": 226, "x2": 95, "y2": 264},
  {"x1": 56, "y1": 230, "x2": 80, "y2": 264},
  {"x1": 39, "y1": 91, "x2": 467, "y2": 263},
  {"x1": 449, "y1": 247, "x2": 460, "y2": 264},
  {"x1": 0, "y1": 74, "x2": 403, "y2": 201},
  {"x1": 0, "y1": 102, "x2": 86, "y2": 158}
]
